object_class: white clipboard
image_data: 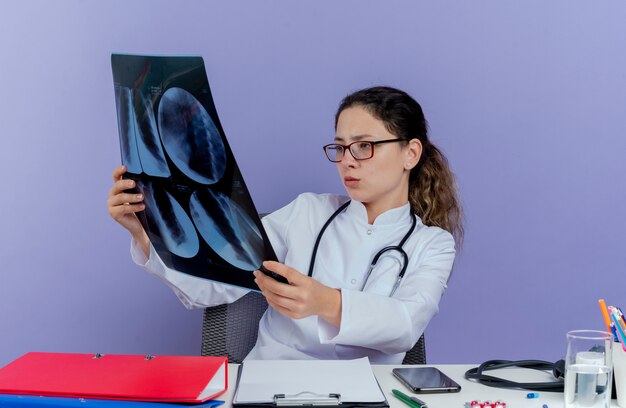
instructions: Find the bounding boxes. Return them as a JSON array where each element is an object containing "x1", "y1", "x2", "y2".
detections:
[{"x1": 232, "y1": 357, "x2": 388, "y2": 407}]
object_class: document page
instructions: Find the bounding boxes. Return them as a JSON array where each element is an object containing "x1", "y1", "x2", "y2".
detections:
[{"x1": 234, "y1": 358, "x2": 385, "y2": 404}]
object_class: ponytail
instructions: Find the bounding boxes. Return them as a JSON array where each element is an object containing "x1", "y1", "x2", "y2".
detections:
[{"x1": 410, "y1": 142, "x2": 463, "y2": 246}]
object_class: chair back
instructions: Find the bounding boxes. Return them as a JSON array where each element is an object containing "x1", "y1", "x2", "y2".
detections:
[
  {"x1": 402, "y1": 334, "x2": 426, "y2": 364},
  {"x1": 201, "y1": 291, "x2": 426, "y2": 364},
  {"x1": 201, "y1": 291, "x2": 268, "y2": 363}
]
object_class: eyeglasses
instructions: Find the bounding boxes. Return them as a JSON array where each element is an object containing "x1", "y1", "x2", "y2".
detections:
[{"x1": 323, "y1": 139, "x2": 405, "y2": 163}]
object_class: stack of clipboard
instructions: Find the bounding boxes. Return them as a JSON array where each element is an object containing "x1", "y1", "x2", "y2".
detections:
[
  {"x1": 232, "y1": 357, "x2": 389, "y2": 408},
  {"x1": 0, "y1": 352, "x2": 228, "y2": 407}
]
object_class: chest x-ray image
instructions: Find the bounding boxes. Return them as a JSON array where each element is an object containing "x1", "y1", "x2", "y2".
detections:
[{"x1": 111, "y1": 54, "x2": 276, "y2": 290}]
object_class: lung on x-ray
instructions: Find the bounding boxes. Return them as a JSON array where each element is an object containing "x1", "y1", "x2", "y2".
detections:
[{"x1": 111, "y1": 54, "x2": 276, "y2": 290}]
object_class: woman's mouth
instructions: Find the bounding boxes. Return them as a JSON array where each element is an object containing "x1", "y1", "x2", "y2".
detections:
[{"x1": 344, "y1": 176, "x2": 360, "y2": 187}]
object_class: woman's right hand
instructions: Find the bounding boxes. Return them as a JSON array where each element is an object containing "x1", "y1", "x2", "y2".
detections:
[{"x1": 107, "y1": 165, "x2": 150, "y2": 257}]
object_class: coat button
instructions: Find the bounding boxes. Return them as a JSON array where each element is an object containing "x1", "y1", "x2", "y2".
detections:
[
  {"x1": 366, "y1": 229, "x2": 372, "y2": 235},
  {"x1": 351, "y1": 279, "x2": 357, "y2": 284}
]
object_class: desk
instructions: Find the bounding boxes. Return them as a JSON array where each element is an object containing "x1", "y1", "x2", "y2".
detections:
[{"x1": 221, "y1": 364, "x2": 619, "y2": 408}]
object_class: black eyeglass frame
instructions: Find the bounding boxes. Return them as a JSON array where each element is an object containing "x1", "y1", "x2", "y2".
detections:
[{"x1": 322, "y1": 138, "x2": 406, "y2": 163}]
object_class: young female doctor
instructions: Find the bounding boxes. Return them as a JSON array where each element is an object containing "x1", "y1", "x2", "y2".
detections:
[{"x1": 107, "y1": 86, "x2": 463, "y2": 364}]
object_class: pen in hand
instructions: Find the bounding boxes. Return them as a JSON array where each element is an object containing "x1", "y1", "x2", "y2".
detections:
[{"x1": 392, "y1": 389, "x2": 427, "y2": 408}]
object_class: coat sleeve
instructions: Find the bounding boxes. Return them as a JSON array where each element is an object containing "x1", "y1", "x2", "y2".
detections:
[
  {"x1": 130, "y1": 238, "x2": 249, "y2": 309},
  {"x1": 317, "y1": 228, "x2": 455, "y2": 354},
  {"x1": 128, "y1": 199, "x2": 295, "y2": 309}
]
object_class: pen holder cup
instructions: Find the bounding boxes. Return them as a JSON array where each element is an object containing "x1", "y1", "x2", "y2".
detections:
[{"x1": 615, "y1": 343, "x2": 626, "y2": 408}]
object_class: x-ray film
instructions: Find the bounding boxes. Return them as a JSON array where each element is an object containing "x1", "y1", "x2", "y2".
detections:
[{"x1": 111, "y1": 54, "x2": 276, "y2": 290}]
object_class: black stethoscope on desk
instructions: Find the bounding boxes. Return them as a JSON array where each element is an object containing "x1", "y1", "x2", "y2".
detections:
[{"x1": 306, "y1": 200, "x2": 417, "y2": 297}]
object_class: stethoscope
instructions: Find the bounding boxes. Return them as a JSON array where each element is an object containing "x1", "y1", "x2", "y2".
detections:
[{"x1": 306, "y1": 200, "x2": 417, "y2": 297}]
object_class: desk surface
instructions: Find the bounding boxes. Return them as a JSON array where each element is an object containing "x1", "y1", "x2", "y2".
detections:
[{"x1": 222, "y1": 364, "x2": 619, "y2": 408}]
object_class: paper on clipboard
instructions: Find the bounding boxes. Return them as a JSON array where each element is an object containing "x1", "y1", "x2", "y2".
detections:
[{"x1": 233, "y1": 357, "x2": 385, "y2": 405}]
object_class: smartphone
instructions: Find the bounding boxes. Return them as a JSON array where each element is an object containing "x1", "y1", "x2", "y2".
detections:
[{"x1": 392, "y1": 367, "x2": 461, "y2": 393}]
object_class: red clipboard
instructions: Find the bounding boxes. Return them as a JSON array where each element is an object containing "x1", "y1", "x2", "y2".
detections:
[{"x1": 0, "y1": 352, "x2": 228, "y2": 403}]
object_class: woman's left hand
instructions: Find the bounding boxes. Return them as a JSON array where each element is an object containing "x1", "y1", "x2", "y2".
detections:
[{"x1": 254, "y1": 261, "x2": 342, "y2": 327}]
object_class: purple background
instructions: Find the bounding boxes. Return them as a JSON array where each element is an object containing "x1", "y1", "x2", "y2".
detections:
[{"x1": 1, "y1": 0, "x2": 624, "y2": 367}]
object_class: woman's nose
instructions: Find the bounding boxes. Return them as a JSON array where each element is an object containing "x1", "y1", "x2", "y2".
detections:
[{"x1": 340, "y1": 148, "x2": 358, "y2": 166}]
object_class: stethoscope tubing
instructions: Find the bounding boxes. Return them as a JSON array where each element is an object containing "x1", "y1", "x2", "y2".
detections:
[
  {"x1": 307, "y1": 200, "x2": 417, "y2": 297},
  {"x1": 361, "y1": 246, "x2": 409, "y2": 296}
]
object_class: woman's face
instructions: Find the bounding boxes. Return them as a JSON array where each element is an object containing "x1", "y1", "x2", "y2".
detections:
[{"x1": 334, "y1": 106, "x2": 421, "y2": 217}]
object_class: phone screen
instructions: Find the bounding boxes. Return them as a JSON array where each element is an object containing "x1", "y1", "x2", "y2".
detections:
[{"x1": 392, "y1": 367, "x2": 462, "y2": 393}]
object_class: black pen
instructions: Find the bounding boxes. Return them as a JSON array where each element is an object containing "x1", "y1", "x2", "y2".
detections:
[{"x1": 392, "y1": 389, "x2": 428, "y2": 408}]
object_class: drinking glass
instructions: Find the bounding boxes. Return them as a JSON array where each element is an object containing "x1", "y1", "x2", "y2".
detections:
[{"x1": 564, "y1": 330, "x2": 613, "y2": 408}]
